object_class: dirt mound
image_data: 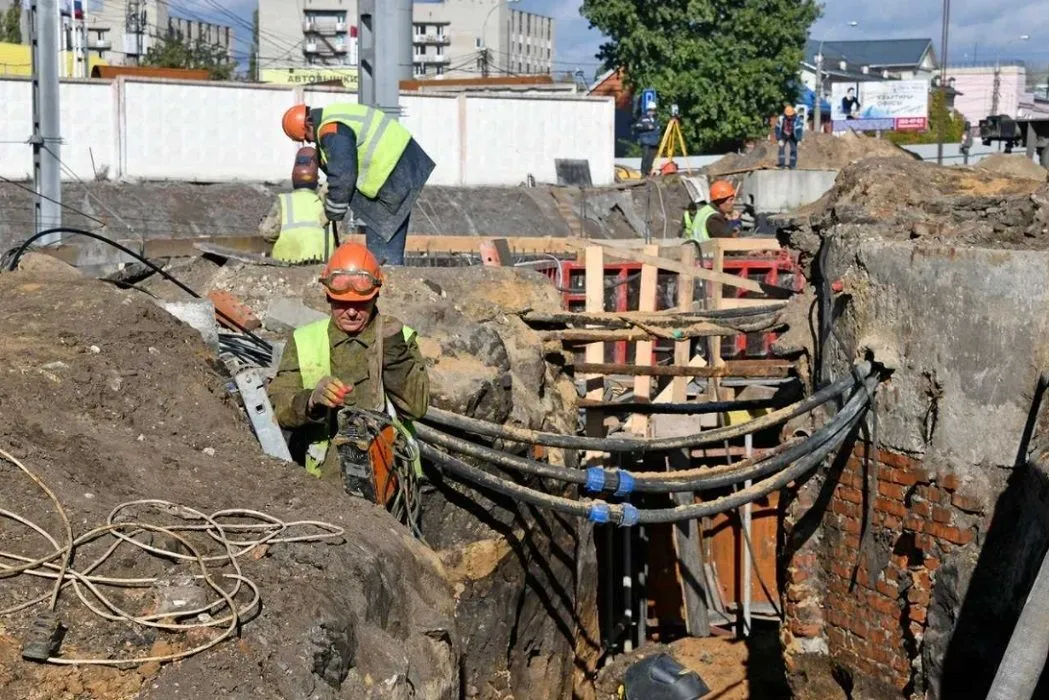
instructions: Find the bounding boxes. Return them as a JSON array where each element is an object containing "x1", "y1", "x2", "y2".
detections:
[
  {"x1": 0, "y1": 269, "x2": 462, "y2": 698},
  {"x1": 706, "y1": 132, "x2": 918, "y2": 175},
  {"x1": 975, "y1": 153, "x2": 1049, "y2": 181},
  {"x1": 776, "y1": 157, "x2": 1049, "y2": 258}
]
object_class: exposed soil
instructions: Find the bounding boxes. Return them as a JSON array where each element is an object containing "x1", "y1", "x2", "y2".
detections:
[
  {"x1": 974, "y1": 153, "x2": 1048, "y2": 182},
  {"x1": 0, "y1": 264, "x2": 460, "y2": 698},
  {"x1": 777, "y1": 157, "x2": 1049, "y2": 259},
  {"x1": 706, "y1": 132, "x2": 918, "y2": 176}
]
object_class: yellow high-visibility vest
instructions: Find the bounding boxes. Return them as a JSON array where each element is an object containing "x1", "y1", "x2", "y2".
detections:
[
  {"x1": 271, "y1": 190, "x2": 335, "y2": 263},
  {"x1": 293, "y1": 317, "x2": 418, "y2": 476},
  {"x1": 317, "y1": 103, "x2": 411, "y2": 199}
]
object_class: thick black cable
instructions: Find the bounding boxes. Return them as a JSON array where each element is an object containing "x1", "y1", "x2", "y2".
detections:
[
  {"x1": 579, "y1": 396, "x2": 787, "y2": 415},
  {"x1": 421, "y1": 365, "x2": 868, "y2": 452},
  {"x1": 417, "y1": 377, "x2": 873, "y2": 494},
  {"x1": 5, "y1": 228, "x2": 271, "y2": 352}
]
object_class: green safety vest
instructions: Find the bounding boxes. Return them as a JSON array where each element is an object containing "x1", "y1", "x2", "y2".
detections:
[
  {"x1": 688, "y1": 204, "x2": 717, "y2": 243},
  {"x1": 317, "y1": 104, "x2": 412, "y2": 199},
  {"x1": 271, "y1": 190, "x2": 336, "y2": 264},
  {"x1": 293, "y1": 317, "x2": 420, "y2": 477},
  {"x1": 683, "y1": 211, "x2": 694, "y2": 235}
]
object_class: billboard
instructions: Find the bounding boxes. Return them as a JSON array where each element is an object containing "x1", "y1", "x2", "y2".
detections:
[
  {"x1": 830, "y1": 80, "x2": 929, "y2": 132},
  {"x1": 261, "y1": 67, "x2": 359, "y2": 92}
]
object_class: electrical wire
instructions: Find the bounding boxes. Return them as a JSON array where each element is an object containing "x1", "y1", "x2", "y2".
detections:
[{"x1": 0, "y1": 448, "x2": 344, "y2": 666}]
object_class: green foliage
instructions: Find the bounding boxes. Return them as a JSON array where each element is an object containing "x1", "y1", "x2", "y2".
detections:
[
  {"x1": 1, "y1": 1, "x2": 22, "y2": 44},
  {"x1": 618, "y1": 138, "x2": 643, "y2": 157},
  {"x1": 884, "y1": 89, "x2": 966, "y2": 146},
  {"x1": 143, "y1": 33, "x2": 234, "y2": 81},
  {"x1": 249, "y1": 9, "x2": 259, "y2": 81},
  {"x1": 580, "y1": 0, "x2": 820, "y2": 152}
]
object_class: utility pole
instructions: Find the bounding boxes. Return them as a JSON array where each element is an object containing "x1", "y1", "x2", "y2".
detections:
[
  {"x1": 480, "y1": 47, "x2": 490, "y2": 78},
  {"x1": 936, "y1": 0, "x2": 951, "y2": 165},
  {"x1": 30, "y1": 0, "x2": 62, "y2": 244},
  {"x1": 126, "y1": 0, "x2": 145, "y2": 65},
  {"x1": 991, "y1": 59, "x2": 1002, "y2": 116},
  {"x1": 812, "y1": 48, "x2": 823, "y2": 134}
]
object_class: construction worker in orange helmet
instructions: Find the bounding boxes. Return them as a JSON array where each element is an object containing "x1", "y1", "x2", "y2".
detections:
[
  {"x1": 269, "y1": 241, "x2": 429, "y2": 478},
  {"x1": 280, "y1": 103, "x2": 435, "y2": 267},
  {"x1": 776, "y1": 104, "x2": 803, "y2": 169},
  {"x1": 687, "y1": 180, "x2": 741, "y2": 242},
  {"x1": 260, "y1": 146, "x2": 337, "y2": 264}
]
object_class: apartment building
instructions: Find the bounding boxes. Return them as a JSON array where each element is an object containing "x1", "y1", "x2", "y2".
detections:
[
  {"x1": 258, "y1": 0, "x2": 554, "y2": 81},
  {"x1": 167, "y1": 16, "x2": 234, "y2": 60}
]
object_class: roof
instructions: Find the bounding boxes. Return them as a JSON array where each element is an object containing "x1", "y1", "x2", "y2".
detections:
[
  {"x1": 91, "y1": 65, "x2": 211, "y2": 81},
  {"x1": 399, "y1": 75, "x2": 554, "y2": 91},
  {"x1": 588, "y1": 69, "x2": 634, "y2": 110},
  {"x1": 804, "y1": 38, "x2": 935, "y2": 70}
]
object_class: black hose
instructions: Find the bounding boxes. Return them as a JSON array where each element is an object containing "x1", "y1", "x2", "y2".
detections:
[
  {"x1": 421, "y1": 364, "x2": 869, "y2": 452},
  {"x1": 6, "y1": 227, "x2": 272, "y2": 352},
  {"x1": 416, "y1": 377, "x2": 873, "y2": 494},
  {"x1": 579, "y1": 396, "x2": 788, "y2": 415}
]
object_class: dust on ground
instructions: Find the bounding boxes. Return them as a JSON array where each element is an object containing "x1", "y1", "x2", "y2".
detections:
[
  {"x1": 974, "y1": 153, "x2": 1049, "y2": 182},
  {"x1": 706, "y1": 132, "x2": 918, "y2": 176}
]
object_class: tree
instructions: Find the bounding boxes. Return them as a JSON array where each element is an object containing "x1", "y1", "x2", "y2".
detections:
[
  {"x1": 580, "y1": 0, "x2": 820, "y2": 152},
  {"x1": 249, "y1": 9, "x2": 259, "y2": 81},
  {"x1": 884, "y1": 90, "x2": 967, "y2": 146},
  {"x1": 142, "y1": 33, "x2": 234, "y2": 81},
  {"x1": 1, "y1": 0, "x2": 22, "y2": 44}
]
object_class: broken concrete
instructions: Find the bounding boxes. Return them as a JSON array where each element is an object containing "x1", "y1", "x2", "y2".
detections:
[
  {"x1": 263, "y1": 297, "x2": 328, "y2": 334},
  {"x1": 738, "y1": 169, "x2": 838, "y2": 214}
]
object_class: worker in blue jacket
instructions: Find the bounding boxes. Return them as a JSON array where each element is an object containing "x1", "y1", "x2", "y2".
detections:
[
  {"x1": 633, "y1": 101, "x2": 662, "y2": 177},
  {"x1": 776, "y1": 105, "x2": 804, "y2": 170}
]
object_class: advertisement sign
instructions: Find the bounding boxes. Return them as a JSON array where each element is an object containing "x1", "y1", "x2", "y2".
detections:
[
  {"x1": 830, "y1": 80, "x2": 929, "y2": 132},
  {"x1": 261, "y1": 67, "x2": 359, "y2": 92}
]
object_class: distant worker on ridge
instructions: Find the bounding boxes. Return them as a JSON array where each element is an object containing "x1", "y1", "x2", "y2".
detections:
[
  {"x1": 280, "y1": 103, "x2": 435, "y2": 266},
  {"x1": 260, "y1": 146, "x2": 336, "y2": 264},
  {"x1": 687, "y1": 180, "x2": 741, "y2": 242},
  {"x1": 776, "y1": 105, "x2": 804, "y2": 170},
  {"x1": 633, "y1": 99, "x2": 662, "y2": 177}
]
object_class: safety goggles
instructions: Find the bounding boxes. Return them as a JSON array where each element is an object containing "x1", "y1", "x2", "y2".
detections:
[{"x1": 319, "y1": 268, "x2": 383, "y2": 295}]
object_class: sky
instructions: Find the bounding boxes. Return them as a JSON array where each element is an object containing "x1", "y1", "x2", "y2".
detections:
[{"x1": 170, "y1": 0, "x2": 1049, "y2": 77}]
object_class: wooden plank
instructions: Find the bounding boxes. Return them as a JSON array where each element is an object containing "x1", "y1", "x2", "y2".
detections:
[
  {"x1": 583, "y1": 246, "x2": 606, "y2": 464},
  {"x1": 626, "y1": 352, "x2": 709, "y2": 434},
  {"x1": 718, "y1": 297, "x2": 788, "y2": 310},
  {"x1": 537, "y1": 324, "x2": 742, "y2": 343},
  {"x1": 673, "y1": 245, "x2": 697, "y2": 402},
  {"x1": 597, "y1": 244, "x2": 765, "y2": 294},
  {"x1": 574, "y1": 360, "x2": 791, "y2": 378},
  {"x1": 633, "y1": 244, "x2": 660, "y2": 436},
  {"x1": 522, "y1": 309, "x2": 755, "y2": 326},
  {"x1": 670, "y1": 450, "x2": 711, "y2": 637}
]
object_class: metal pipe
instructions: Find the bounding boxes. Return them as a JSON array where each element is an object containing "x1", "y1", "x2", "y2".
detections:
[
  {"x1": 986, "y1": 545, "x2": 1049, "y2": 700},
  {"x1": 31, "y1": 0, "x2": 63, "y2": 244},
  {"x1": 622, "y1": 522, "x2": 633, "y2": 652}
]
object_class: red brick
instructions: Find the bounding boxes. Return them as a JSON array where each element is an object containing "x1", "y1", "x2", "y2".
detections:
[
  {"x1": 791, "y1": 619, "x2": 823, "y2": 638},
  {"x1": 904, "y1": 516, "x2": 926, "y2": 532},
  {"x1": 910, "y1": 606, "x2": 928, "y2": 624},
  {"x1": 789, "y1": 568, "x2": 811, "y2": 586},
  {"x1": 878, "y1": 481, "x2": 908, "y2": 501},
  {"x1": 870, "y1": 644, "x2": 894, "y2": 666},
  {"x1": 907, "y1": 586, "x2": 931, "y2": 606},
  {"x1": 951, "y1": 491, "x2": 986, "y2": 514},
  {"x1": 915, "y1": 533, "x2": 935, "y2": 551},
  {"x1": 938, "y1": 472, "x2": 961, "y2": 492},
  {"x1": 832, "y1": 500, "x2": 860, "y2": 518},
  {"x1": 839, "y1": 486, "x2": 863, "y2": 504},
  {"x1": 932, "y1": 506, "x2": 954, "y2": 524},
  {"x1": 913, "y1": 570, "x2": 932, "y2": 591},
  {"x1": 885, "y1": 467, "x2": 922, "y2": 486},
  {"x1": 869, "y1": 595, "x2": 899, "y2": 615},
  {"x1": 875, "y1": 497, "x2": 909, "y2": 517},
  {"x1": 925, "y1": 556, "x2": 942, "y2": 571},
  {"x1": 883, "y1": 515, "x2": 903, "y2": 530},
  {"x1": 879, "y1": 449, "x2": 920, "y2": 471},
  {"x1": 827, "y1": 627, "x2": 846, "y2": 650},
  {"x1": 911, "y1": 500, "x2": 932, "y2": 518},
  {"x1": 929, "y1": 523, "x2": 974, "y2": 546},
  {"x1": 876, "y1": 579, "x2": 898, "y2": 597},
  {"x1": 892, "y1": 654, "x2": 911, "y2": 675}
]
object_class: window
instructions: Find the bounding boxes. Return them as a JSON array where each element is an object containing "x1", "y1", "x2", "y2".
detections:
[
  {"x1": 526, "y1": 14, "x2": 531, "y2": 33},
  {"x1": 475, "y1": 37, "x2": 482, "y2": 48},
  {"x1": 414, "y1": 45, "x2": 424, "y2": 56},
  {"x1": 436, "y1": 65, "x2": 444, "y2": 75},
  {"x1": 526, "y1": 45, "x2": 531, "y2": 56},
  {"x1": 414, "y1": 24, "x2": 425, "y2": 36},
  {"x1": 436, "y1": 45, "x2": 444, "y2": 56},
  {"x1": 436, "y1": 25, "x2": 444, "y2": 36},
  {"x1": 413, "y1": 64, "x2": 425, "y2": 76}
]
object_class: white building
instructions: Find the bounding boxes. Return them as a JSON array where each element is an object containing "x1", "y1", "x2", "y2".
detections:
[{"x1": 258, "y1": 0, "x2": 554, "y2": 80}]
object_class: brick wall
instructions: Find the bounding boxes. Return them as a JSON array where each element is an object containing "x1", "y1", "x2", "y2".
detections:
[{"x1": 783, "y1": 444, "x2": 988, "y2": 696}]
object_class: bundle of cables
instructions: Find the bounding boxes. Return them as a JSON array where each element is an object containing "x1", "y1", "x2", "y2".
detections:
[{"x1": 416, "y1": 362, "x2": 880, "y2": 526}]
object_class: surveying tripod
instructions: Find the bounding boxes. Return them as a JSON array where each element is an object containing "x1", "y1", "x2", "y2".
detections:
[{"x1": 654, "y1": 114, "x2": 691, "y2": 176}]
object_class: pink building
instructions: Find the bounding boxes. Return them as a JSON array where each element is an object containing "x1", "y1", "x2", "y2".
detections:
[{"x1": 947, "y1": 63, "x2": 1026, "y2": 123}]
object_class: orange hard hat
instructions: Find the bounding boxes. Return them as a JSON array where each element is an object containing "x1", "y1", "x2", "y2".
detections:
[
  {"x1": 292, "y1": 146, "x2": 319, "y2": 188},
  {"x1": 282, "y1": 104, "x2": 310, "y2": 142},
  {"x1": 320, "y1": 242, "x2": 384, "y2": 302},
  {"x1": 709, "y1": 180, "x2": 736, "y2": 202},
  {"x1": 784, "y1": 105, "x2": 796, "y2": 117}
]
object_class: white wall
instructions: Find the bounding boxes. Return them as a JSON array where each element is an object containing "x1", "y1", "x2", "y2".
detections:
[{"x1": 0, "y1": 77, "x2": 615, "y2": 186}]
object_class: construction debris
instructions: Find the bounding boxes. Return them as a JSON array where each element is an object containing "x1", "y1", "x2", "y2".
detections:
[{"x1": 975, "y1": 153, "x2": 1049, "y2": 182}]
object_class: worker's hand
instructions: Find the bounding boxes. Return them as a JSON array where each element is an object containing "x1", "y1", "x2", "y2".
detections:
[
  {"x1": 324, "y1": 196, "x2": 348, "y2": 222},
  {"x1": 309, "y1": 376, "x2": 351, "y2": 410}
]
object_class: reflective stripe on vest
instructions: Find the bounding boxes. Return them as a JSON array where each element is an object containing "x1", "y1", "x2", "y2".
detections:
[
  {"x1": 317, "y1": 103, "x2": 412, "y2": 199},
  {"x1": 271, "y1": 190, "x2": 334, "y2": 264},
  {"x1": 293, "y1": 317, "x2": 418, "y2": 476},
  {"x1": 690, "y1": 204, "x2": 717, "y2": 243}
]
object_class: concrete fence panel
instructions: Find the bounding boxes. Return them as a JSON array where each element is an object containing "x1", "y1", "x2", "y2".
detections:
[
  {"x1": 0, "y1": 78, "x2": 33, "y2": 179},
  {"x1": 60, "y1": 81, "x2": 115, "y2": 181}
]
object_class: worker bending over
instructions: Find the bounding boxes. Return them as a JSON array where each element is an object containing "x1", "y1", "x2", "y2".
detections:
[
  {"x1": 687, "y1": 180, "x2": 742, "y2": 242},
  {"x1": 281, "y1": 103, "x2": 435, "y2": 266},
  {"x1": 269, "y1": 242, "x2": 429, "y2": 479},
  {"x1": 260, "y1": 146, "x2": 336, "y2": 264}
]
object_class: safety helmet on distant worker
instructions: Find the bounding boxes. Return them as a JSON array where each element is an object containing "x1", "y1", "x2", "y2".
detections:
[
  {"x1": 320, "y1": 242, "x2": 384, "y2": 302},
  {"x1": 282, "y1": 104, "x2": 311, "y2": 142},
  {"x1": 646, "y1": 100, "x2": 657, "y2": 111},
  {"x1": 709, "y1": 180, "x2": 736, "y2": 203},
  {"x1": 291, "y1": 146, "x2": 319, "y2": 188},
  {"x1": 784, "y1": 105, "x2": 797, "y2": 117}
]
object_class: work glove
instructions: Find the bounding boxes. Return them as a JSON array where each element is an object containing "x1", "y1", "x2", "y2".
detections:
[
  {"x1": 308, "y1": 376, "x2": 351, "y2": 410},
  {"x1": 324, "y1": 196, "x2": 348, "y2": 222}
]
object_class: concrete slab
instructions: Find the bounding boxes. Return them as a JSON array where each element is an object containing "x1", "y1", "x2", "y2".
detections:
[{"x1": 738, "y1": 169, "x2": 838, "y2": 214}]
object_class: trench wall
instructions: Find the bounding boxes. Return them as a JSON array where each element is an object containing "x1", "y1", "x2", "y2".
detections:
[{"x1": 783, "y1": 238, "x2": 1049, "y2": 698}]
